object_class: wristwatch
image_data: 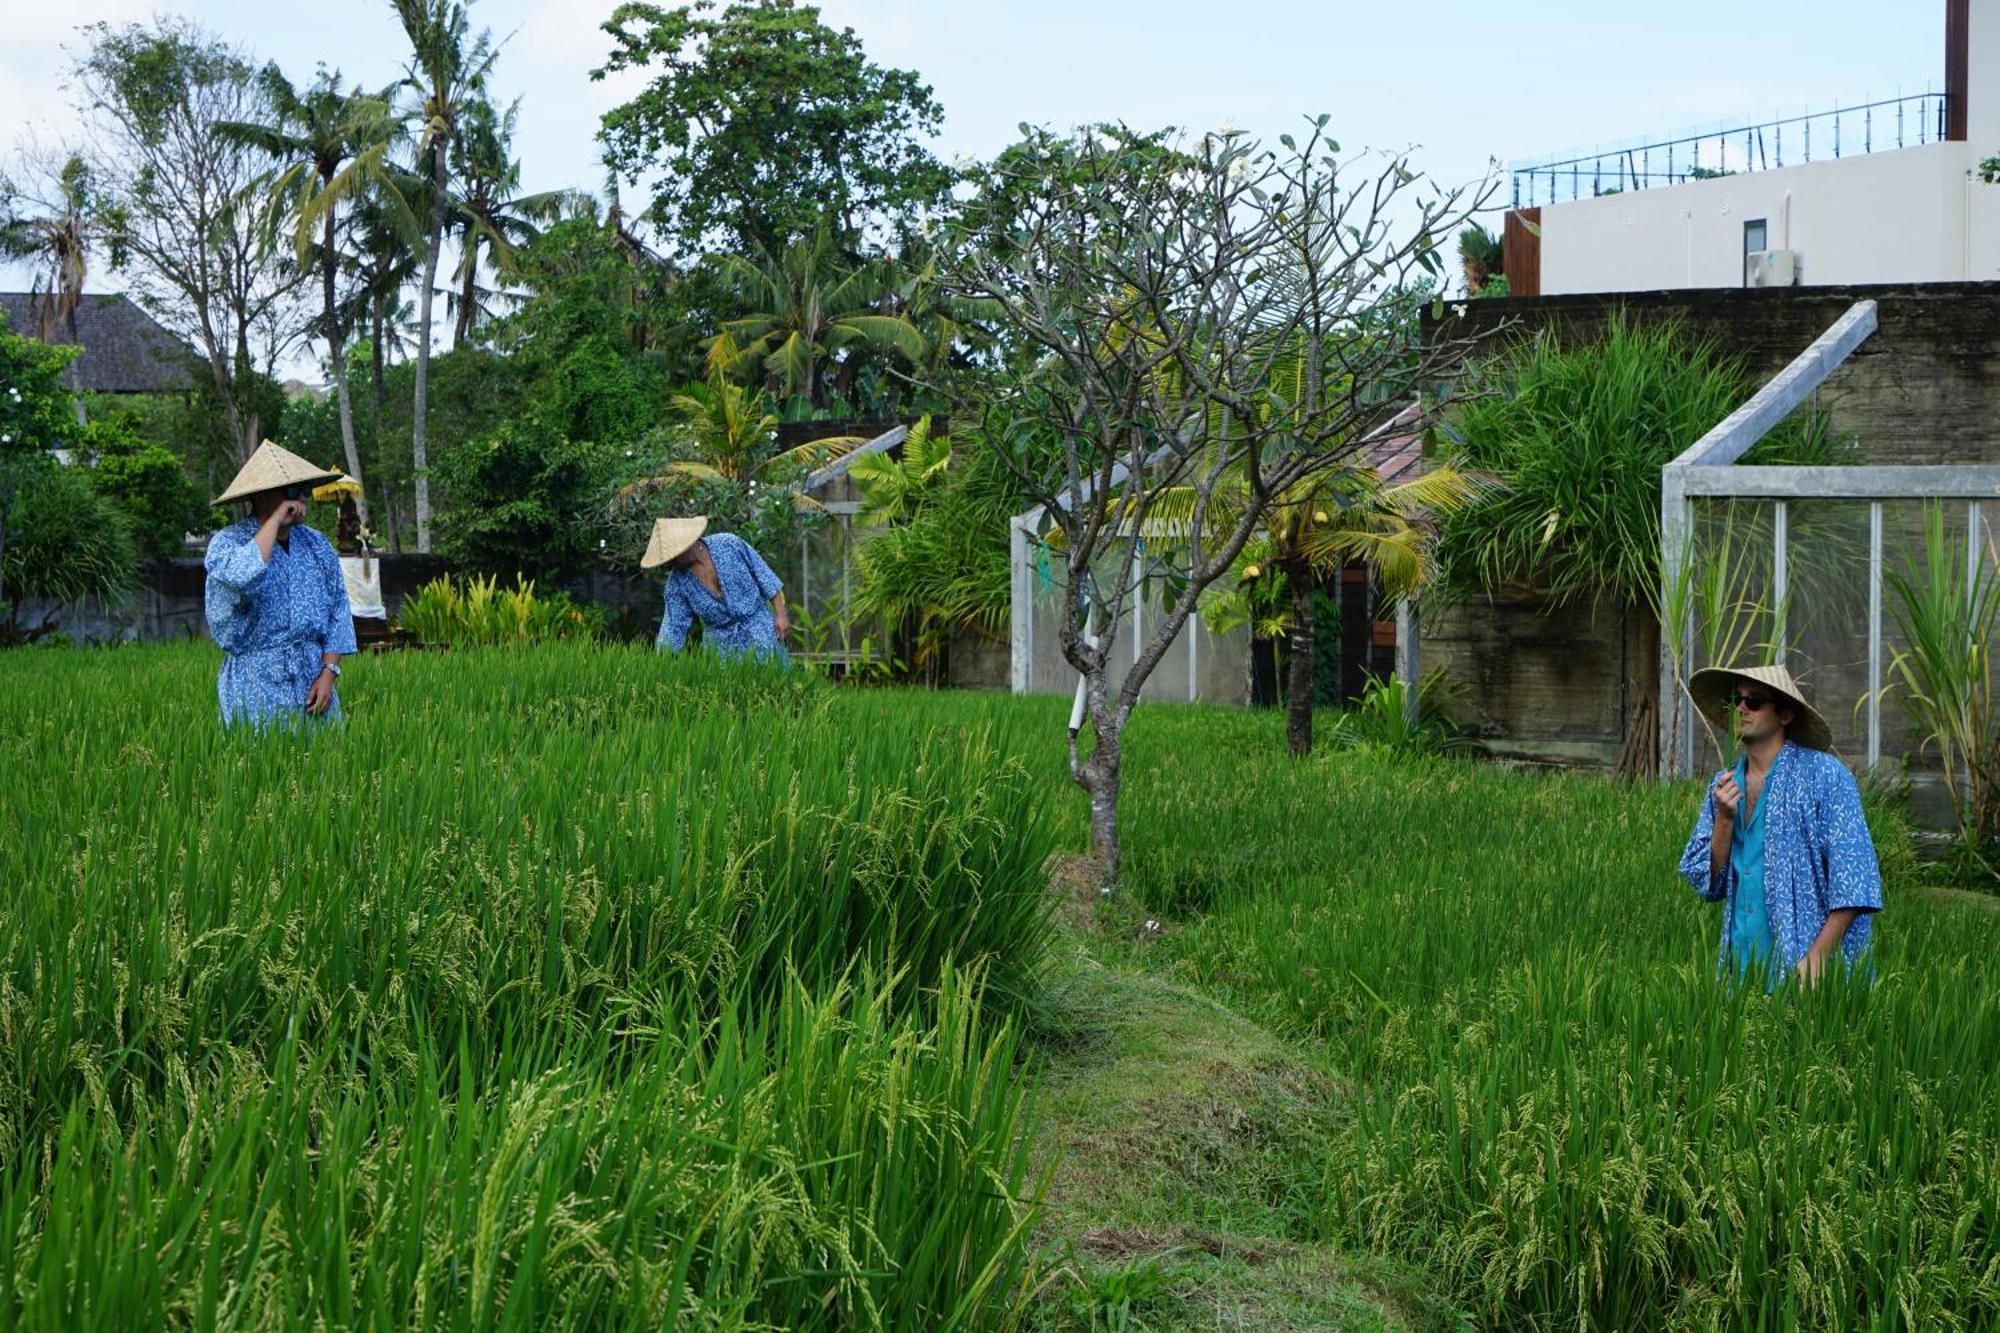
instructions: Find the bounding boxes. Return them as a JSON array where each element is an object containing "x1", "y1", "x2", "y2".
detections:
[{"x1": 322, "y1": 662, "x2": 342, "y2": 678}]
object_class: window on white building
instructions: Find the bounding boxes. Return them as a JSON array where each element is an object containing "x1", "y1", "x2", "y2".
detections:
[{"x1": 1743, "y1": 219, "x2": 1768, "y2": 286}]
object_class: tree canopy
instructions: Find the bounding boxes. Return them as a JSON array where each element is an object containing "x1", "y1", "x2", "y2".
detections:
[{"x1": 595, "y1": 0, "x2": 954, "y2": 257}]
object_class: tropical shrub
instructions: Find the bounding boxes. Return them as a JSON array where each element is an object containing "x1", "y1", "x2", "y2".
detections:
[
  {"x1": 431, "y1": 419, "x2": 610, "y2": 581},
  {"x1": 2, "y1": 459, "x2": 137, "y2": 638},
  {"x1": 1320, "y1": 668, "x2": 1479, "y2": 756},
  {"x1": 396, "y1": 571, "x2": 601, "y2": 646},
  {"x1": 849, "y1": 416, "x2": 1035, "y2": 675},
  {"x1": 82, "y1": 422, "x2": 203, "y2": 561},
  {"x1": 1435, "y1": 314, "x2": 1842, "y2": 611}
]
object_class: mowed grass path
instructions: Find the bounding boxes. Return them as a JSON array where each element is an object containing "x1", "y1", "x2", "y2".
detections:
[{"x1": 2, "y1": 643, "x2": 1995, "y2": 1329}]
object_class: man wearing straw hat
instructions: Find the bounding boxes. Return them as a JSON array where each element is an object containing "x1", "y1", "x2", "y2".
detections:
[
  {"x1": 203, "y1": 441, "x2": 357, "y2": 727},
  {"x1": 641, "y1": 516, "x2": 790, "y2": 664},
  {"x1": 1678, "y1": 664, "x2": 1883, "y2": 987}
]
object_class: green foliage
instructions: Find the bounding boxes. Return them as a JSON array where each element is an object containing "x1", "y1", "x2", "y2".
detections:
[
  {"x1": 0, "y1": 318, "x2": 140, "y2": 630},
  {"x1": 1456, "y1": 222, "x2": 1503, "y2": 297},
  {"x1": 1320, "y1": 669, "x2": 1479, "y2": 756},
  {"x1": 1436, "y1": 315, "x2": 1842, "y2": 610},
  {"x1": 1879, "y1": 504, "x2": 2000, "y2": 878},
  {"x1": 596, "y1": 0, "x2": 955, "y2": 255},
  {"x1": 710, "y1": 222, "x2": 928, "y2": 409},
  {"x1": 849, "y1": 417, "x2": 1031, "y2": 669},
  {"x1": 483, "y1": 212, "x2": 702, "y2": 381},
  {"x1": 538, "y1": 333, "x2": 669, "y2": 448},
  {"x1": 82, "y1": 423, "x2": 201, "y2": 561},
  {"x1": 0, "y1": 316, "x2": 78, "y2": 455},
  {"x1": 2, "y1": 461, "x2": 138, "y2": 617},
  {"x1": 0, "y1": 643, "x2": 1055, "y2": 1326},
  {"x1": 396, "y1": 572, "x2": 602, "y2": 646},
  {"x1": 431, "y1": 419, "x2": 609, "y2": 581}
]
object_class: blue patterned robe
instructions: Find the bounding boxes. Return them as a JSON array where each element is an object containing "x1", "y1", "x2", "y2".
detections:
[
  {"x1": 204, "y1": 518, "x2": 357, "y2": 728},
  {"x1": 1678, "y1": 740, "x2": 1883, "y2": 978},
  {"x1": 655, "y1": 533, "x2": 789, "y2": 664}
]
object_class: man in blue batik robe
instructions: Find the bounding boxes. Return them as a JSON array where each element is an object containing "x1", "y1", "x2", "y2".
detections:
[
  {"x1": 641, "y1": 515, "x2": 791, "y2": 664},
  {"x1": 204, "y1": 442, "x2": 357, "y2": 728},
  {"x1": 1678, "y1": 664, "x2": 1883, "y2": 988}
]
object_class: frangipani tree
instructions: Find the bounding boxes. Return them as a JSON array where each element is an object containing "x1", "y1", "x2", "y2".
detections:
[{"x1": 943, "y1": 118, "x2": 1496, "y2": 880}]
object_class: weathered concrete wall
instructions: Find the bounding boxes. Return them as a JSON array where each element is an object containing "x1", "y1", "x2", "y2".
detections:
[
  {"x1": 1423, "y1": 282, "x2": 2000, "y2": 466},
  {"x1": 1424, "y1": 593, "x2": 1655, "y2": 770}
]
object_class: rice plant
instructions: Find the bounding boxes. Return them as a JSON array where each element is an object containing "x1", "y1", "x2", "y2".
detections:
[
  {"x1": 0, "y1": 643, "x2": 1056, "y2": 1329},
  {"x1": 1111, "y1": 723, "x2": 2000, "y2": 1329}
]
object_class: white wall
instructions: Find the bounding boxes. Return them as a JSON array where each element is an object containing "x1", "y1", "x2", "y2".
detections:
[
  {"x1": 1539, "y1": 0, "x2": 2000, "y2": 295},
  {"x1": 1540, "y1": 142, "x2": 1999, "y2": 293}
]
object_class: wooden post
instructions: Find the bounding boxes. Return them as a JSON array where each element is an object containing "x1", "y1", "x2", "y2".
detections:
[
  {"x1": 1947, "y1": 0, "x2": 1970, "y2": 142},
  {"x1": 1503, "y1": 208, "x2": 1542, "y2": 298}
]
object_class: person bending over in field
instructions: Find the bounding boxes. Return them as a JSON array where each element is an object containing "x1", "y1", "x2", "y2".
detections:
[
  {"x1": 203, "y1": 441, "x2": 356, "y2": 728},
  {"x1": 1677, "y1": 665, "x2": 1882, "y2": 988},
  {"x1": 642, "y1": 516, "x2": 791, "y2": 665}
]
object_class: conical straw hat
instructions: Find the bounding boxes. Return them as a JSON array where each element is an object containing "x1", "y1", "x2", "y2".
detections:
[
  {"x1": 1688, "y1": 663, "x2": 1834, "y2": 752},
  {"x1": 212, "y1": 440, "x2": 346, "y2": 505},
  {"x1": 640, "y1": 515, "x2": 708, "y2": 570}
]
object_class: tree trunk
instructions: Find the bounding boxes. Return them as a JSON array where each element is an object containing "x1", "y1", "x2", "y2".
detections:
[
  {"x1": 1282, "y1": 556, "x2": 1316, "y2": 755},
  {"x1": 66, "y1": 307, "x2": 87, "y2": 428},
  {"x1": 324, "y1": 204, "x2": 369, "y2": 529},
  {"x1": 453, "y1": 233, "x2": 477, "y2": 346},
  {"x1": 412, "y1": 140, "x2": 447, "y2": 553},
  {"x1": 1076, "y1": 691, "x2": 1123, "y2": 884}
]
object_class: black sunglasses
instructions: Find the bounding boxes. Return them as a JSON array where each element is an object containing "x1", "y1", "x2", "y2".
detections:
[
  {"x1": 1729, "y1": 692, "x2": 1773, "y2": 712},
  {"x1": 280, "y1": 483, "x2": 310, "y2": 500}
]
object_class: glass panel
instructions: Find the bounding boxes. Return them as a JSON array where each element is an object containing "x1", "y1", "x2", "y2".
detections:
[{"x1": 1783, "y1": 500, "x2": 1872, "y2": 760}]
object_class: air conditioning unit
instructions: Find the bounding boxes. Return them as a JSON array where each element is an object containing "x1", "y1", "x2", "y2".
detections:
[{"x1": 1746, "y1": 249, "x2": 1800, "y2": 287}]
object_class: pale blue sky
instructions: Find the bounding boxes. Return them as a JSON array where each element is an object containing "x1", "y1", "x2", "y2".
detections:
[{"x1": 0, "y1": 0, "x2": 1950, "y2": 295}]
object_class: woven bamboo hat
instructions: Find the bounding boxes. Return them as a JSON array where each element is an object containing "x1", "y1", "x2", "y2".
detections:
[
  {"x1": 211, "y1": 440, "x2": 346, "y2": 506},
  {"x1": 1688, "y1": 663, "x2": 1834, "y2": 752},
  {"x1": 640, "y1": 515, "x2": 708, "y2": 570}
]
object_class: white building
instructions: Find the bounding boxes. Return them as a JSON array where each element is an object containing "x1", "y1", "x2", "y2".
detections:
[{"x1": 1506, "y1": 0, "x2": 2000, "y2": 295}]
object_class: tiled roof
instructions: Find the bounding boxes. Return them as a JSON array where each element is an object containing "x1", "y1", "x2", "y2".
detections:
[{"x1": 0, "y1": 292, "x2": 197, "y2": 393}]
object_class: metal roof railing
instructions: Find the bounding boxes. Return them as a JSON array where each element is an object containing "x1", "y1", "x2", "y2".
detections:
[{"x1": 1512, "y1": 90, "x2": 1951, "y2": 209}]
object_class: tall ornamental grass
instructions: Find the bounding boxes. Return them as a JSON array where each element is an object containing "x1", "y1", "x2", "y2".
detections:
[
  {"x1": 0, "y1": 643, "x2": 1055, "y2": 1329},
  {"x1": 1109, "y1": 718, "x2": 1999, "y2": 1329}
]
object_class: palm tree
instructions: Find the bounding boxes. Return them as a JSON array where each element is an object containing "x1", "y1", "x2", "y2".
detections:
[
  {"x1": 1457, "y1": 223, "x2": 1504, "y2": 297},
  {"x1": 0, "y1": 153, "x2": 100, "y2": 425},
  {"x1": 445, "y1": 98, "x2": 580, "y2": 345},
  {"x1": 218, "y1": 65, "x2": 411, "y2": 528},
  {"x1": 622, "y1": 363, "x2": 860, "y2": 500},
  {"x1": 392, "y1": 0, "x2": 498, "y2": 552},
  {"x1": 1138, "y1": 405, "x2": 1496, "y2": 755},
  {"x1": 709, "y1": 222, "x2": 927, "y2": 410}
]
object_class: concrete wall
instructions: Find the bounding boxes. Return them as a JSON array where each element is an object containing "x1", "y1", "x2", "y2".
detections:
[
  {"x1": 1424, "y1": 593, "x2": 1653, "y2": 769},
  {"x1": 1425, "y1": 281, "x2": 2000, "y2": 467},
  {"x1": 1540, "y1": 143, "x2": 1999, "y2": 293}
]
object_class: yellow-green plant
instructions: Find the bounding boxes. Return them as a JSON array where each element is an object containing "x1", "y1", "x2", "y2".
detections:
[
  {"x1": 1878, "y1": 503, "x2": 2000, "y2": 877},
  {"x1": 396, "y1": 571, "x2": 598, "y2": 646}
]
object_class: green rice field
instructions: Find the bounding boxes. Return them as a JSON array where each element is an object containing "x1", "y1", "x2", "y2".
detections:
[{"x1": 1, "y1": 643, "x2": 1994, "y2": 1329}]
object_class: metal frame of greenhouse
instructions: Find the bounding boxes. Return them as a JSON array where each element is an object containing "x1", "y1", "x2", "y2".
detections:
[{"x1": 1659, "y1": 297, "x2": 2000, "y2": 777}]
